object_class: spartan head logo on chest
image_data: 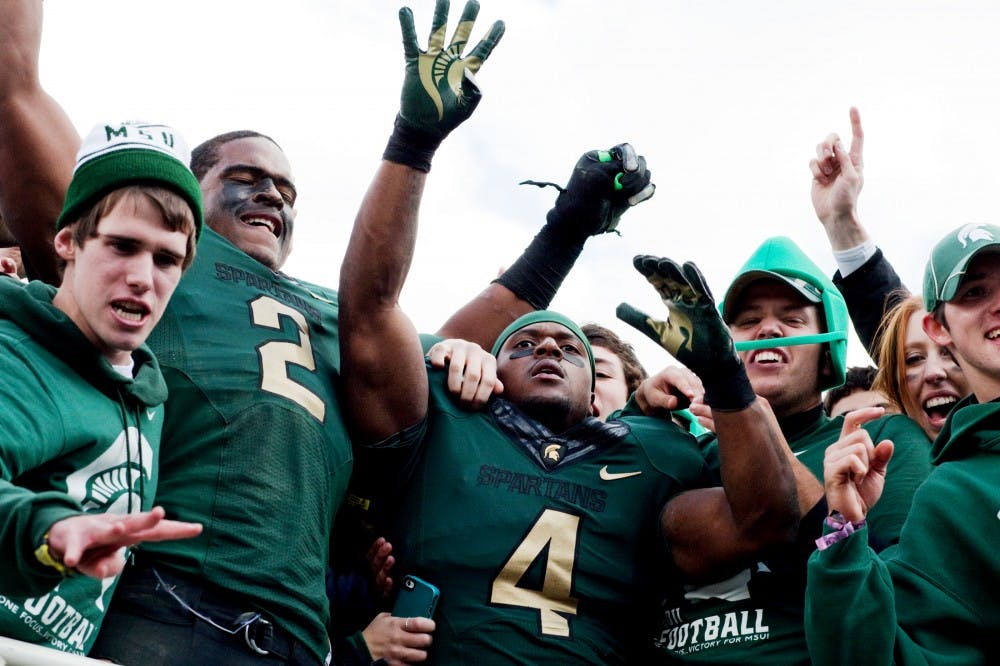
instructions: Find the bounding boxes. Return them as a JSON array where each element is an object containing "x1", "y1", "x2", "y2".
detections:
[{"x1": 64, "y1": 427, "x2": 154, "y2": 514}]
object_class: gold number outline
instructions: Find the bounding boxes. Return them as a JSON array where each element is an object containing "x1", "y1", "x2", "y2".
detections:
[
  {"x1": 250, "y1": 295, "x2": 326, "y2": 422},
  {"x1": 490, "y1": 507, "x2": 581, "y2": 637}
]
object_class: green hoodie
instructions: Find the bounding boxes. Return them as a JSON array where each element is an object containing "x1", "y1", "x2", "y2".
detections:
[
  {"x1": 805, "y1": 395, "x2": 1000, "y2": 665},
  {"x1": 0, "y1": 279, "x2": 167, "y2": 655}
]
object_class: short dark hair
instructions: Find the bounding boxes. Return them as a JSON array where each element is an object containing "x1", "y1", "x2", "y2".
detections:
[
  {"x1": 189, "y1": 130, "x2": 282, "y2": 181},
  {"x1": 823, "y1": 365, "x2": 878, "y2": 415},
  {"x1": 581, "y1": 323, "x2": 647, "y2": 394}
]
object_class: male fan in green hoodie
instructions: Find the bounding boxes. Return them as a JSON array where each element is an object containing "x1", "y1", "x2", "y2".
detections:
[
  {"x1": 0, "y1": 121, "x2": 204, "y2": 655},
  {"x1": 806, "y1": 223, "x2": 1000, "y2": 665}
]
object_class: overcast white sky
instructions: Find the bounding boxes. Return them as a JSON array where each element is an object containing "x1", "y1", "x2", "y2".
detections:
[{"x1": 38, "y1": 0, "x2": 1000, "y2": 374}]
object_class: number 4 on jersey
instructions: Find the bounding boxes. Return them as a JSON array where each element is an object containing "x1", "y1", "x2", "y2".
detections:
[{"x1": 490, "y1": 508, "x2": 580, "y2": 637}]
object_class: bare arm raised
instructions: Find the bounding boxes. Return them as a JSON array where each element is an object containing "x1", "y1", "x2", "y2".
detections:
[
  {"x1": 0, "y1": 0, "x2": 79, "y2": 282},
  {"x1": 340, "y1": 0, "x2": 504, "y2": 443}
]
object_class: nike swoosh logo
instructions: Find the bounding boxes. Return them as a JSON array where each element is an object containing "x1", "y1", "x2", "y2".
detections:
[
  {"x1": 600, "y1": 466, "x2": 642, "y2": 481},
  {"x1": 146, "y1": 408, "x2": 156, "y2": 421}
]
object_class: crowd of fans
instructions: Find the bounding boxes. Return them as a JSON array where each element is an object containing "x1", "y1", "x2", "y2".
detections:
[{"x1": 1, "y1": 1, "x2": 995, "y2": 665}]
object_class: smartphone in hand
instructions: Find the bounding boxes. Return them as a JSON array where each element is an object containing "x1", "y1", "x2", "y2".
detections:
[{"x1": 392, "y1": 575, "x2": 440, "y2": 618}]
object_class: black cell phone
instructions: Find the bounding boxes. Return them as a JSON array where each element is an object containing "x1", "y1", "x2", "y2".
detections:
[{"x1": 392, "y1": 575, "x2": 440, "y2": 618}]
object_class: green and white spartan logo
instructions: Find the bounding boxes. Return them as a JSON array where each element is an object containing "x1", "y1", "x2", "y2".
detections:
[
  {"x1": 957, "y1": 223, "x2": 995, "y2": 248},
  {"x1": 64, "y1": 426, "x2": 153, "y2": 515}
]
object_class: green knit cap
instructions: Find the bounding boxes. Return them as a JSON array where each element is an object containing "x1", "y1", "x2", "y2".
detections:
[
  {"x1": 491, "y1": 310, "x2": 596, "y2": 390},
  {"x1": 57, "y1": 121, "x2": 203, "y2": 238}
]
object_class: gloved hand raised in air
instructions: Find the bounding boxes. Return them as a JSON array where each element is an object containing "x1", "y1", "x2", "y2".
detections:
[
  {"x1": 385, "y1": 0, "x2": 505, "y2": 172},
  {"x1": 526, "y1": 143, "x2": 655, "y2": 240},
  {"x1": 617, "y1": 255, "x2": 755, "y2": 411}
]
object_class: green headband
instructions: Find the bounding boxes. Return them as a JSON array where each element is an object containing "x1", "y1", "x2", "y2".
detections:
[{"x1": 491, "y1": 310, "x2": 595, "y2": 390}]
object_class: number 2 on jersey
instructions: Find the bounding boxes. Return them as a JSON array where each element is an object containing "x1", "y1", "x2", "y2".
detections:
[
  {"x1": 490, "y1": 508, "x2": 580, "y2": 637},
  {"x1": 250, "y1": 295, "x2": 325, "y2": 421}
]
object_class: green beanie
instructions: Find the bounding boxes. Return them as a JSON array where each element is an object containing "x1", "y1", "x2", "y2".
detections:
[
  {"x1": 57, "y1": 121, "x2": 203, "y2": 238},
  {"x1": 491, "y1": 310, "x2": 596, "y2": 390}
]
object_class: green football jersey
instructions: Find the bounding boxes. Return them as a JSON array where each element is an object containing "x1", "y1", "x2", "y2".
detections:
[
  {"x1": 653, "y1": 410, "x2": 932, "y2": 664},
  {"x1": 385, "y1": 366, "x2": 714, "y2": 664},
  {"x1": 0, "y1": 280, "x2": 167, "y2": 655},
  {"x1": 133, "y1": 228, "x2": 351, "y2": 663}
]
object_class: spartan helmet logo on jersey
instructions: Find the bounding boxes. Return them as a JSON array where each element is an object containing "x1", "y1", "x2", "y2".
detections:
[
  {"x1": 956, "y1": 223, "x2": 995, "y2": 248},
  {"x1": 64, "y1": 426, "x2": 154, "y2": 515}
]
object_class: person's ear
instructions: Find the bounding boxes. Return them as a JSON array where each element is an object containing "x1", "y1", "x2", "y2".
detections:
[
  {"x1": 924, "y1": 312, "x2": 952, "y2": 347},
  {"x1": 54, "y1": 227, "x2": 76, "y2": 262}
]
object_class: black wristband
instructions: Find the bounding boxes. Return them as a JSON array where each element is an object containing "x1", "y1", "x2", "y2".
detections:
[
  {"x1": 702, "y1": 359, "x2": 757, "y2": 412},
  {"x1": 382, "y1": 115, "x2": 444, "y2": 173},
  {"x1": 493, "y1": 222, "x2": 586, "y2": 310}
]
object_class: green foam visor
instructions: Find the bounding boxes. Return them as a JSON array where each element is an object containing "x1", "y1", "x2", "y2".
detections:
[{"x1": 734, "y1": 331, "x2": 847, "y2": 352}]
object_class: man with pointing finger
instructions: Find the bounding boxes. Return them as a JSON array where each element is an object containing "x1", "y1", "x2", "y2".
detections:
[{"x1": 805, "y1": 224, "x2": 1000, "y2": 665}]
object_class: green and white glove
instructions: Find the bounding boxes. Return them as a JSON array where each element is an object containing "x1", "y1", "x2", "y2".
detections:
[
  {"x1": 384, "y1": 0, "x2": 505, "y2": 172},
  {"x1": 617, "y1": 255, "x2": 756, "y2": 411}
]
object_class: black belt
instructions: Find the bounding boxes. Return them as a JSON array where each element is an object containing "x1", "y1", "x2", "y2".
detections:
[{"x1": 123, "y1": 556, "x2": 305, "y2": 661}]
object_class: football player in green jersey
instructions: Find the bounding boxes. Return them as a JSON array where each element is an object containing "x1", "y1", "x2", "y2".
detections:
[
  {"x1": 341, "y1": 49, "x2": 803, "y2": 660},
  {"x1": 0, "y1": 1, "x2": 654, "y2": 664},
  {"x1": 805, "y1": 224, "x2": 1000, "y2": 665},
  {"x1": 0, "y1": 121, "x2": 204, "y2": 655},
  {"x1": 644, "y1": 237, "x2": 932, "y2": 665}
]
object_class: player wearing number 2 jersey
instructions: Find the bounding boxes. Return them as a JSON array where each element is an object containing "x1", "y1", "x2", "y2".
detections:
[
  {"x1": 121, "y1": 225, "x2": 349, "y2": 660},
  {"x1": 0, "y1": 2, "x2": 601, "y2": 662}
]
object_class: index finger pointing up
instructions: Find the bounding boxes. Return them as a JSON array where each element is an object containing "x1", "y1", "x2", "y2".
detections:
[{"x1": 848, "y1": 106, "x2": 864, "y2": 168}]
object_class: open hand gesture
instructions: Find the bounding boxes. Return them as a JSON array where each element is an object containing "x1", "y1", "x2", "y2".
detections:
[{"x1": 398, "y1": 0, "x2": 505, "y2": 137}]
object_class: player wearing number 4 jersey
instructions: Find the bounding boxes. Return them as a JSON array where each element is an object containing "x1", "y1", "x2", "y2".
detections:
[
  {"x1": 0, "y1": 1, "x2": 656, "y2": 663},
  {"x1": 382, "y1": 320, "x2": 716, "y2": 662},
  {"x1": 341, "y1": 33, "x2": 803, "y2": 654}
]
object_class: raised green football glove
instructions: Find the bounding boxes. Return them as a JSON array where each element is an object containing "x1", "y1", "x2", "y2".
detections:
[
  {"x1": 617, "y1": 255, "x2": 755, "y2": 410},
  {"x1": 399, "y1": 0, "x2": 504, "y2": 137},
  {"x1": 527, "y1": 143, "x2": 656, "y2": 239}
]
